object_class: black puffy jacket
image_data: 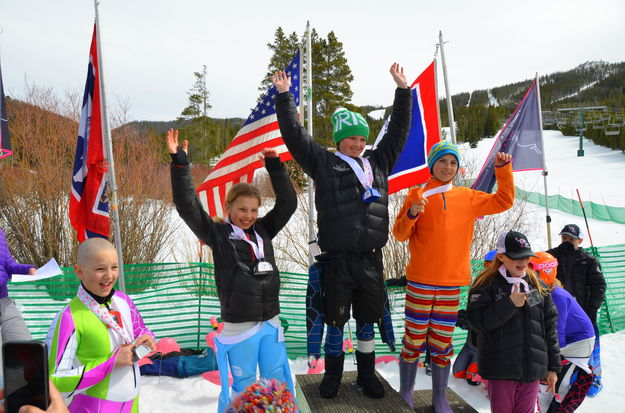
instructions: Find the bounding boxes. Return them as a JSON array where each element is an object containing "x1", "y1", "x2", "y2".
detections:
[
  {"x1": 467, "y1": 273, "x2": 561, "y2": 382},
  {"x1": 275, "y1": 88, "x2": 412, "y2": 253},
  {"x1": 547, "y1": 242, "x2": 605, "y2": 323},
  {"x1": 170, "y1": 154, "x2": 297, "y2": 323}
]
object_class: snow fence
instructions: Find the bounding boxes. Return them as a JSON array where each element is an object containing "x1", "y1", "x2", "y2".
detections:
[{"x1": 8, "y1": 244, "x2": 625, "y2": 359}]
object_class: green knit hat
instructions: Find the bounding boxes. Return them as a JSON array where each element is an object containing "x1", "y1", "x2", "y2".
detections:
[{"x1": 331, "y1": 108, "x2": 370, "y2": 145}]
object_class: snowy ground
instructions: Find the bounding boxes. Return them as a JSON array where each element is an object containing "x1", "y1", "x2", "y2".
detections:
[{"x1": 140, "y1": 130, "x2": 625, "y2": 411}]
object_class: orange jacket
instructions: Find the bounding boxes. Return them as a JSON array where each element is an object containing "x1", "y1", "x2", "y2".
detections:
[{"x1": 393, "y1": 163, "x2": 514, "y2": 287}]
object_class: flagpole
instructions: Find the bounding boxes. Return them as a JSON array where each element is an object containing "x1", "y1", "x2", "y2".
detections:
[
  {"x1": 535, "y1": 73, "x2": 552, "y2": 249},
  {"x1": 94, "y1": 0, "x2": 126, "y2": 292},
  {"x1": 438, "y1": 31, "x2": 456, "y2": 144},
  {"x1": 305, "y1": 21, "x2": 315, "y2": 265}
]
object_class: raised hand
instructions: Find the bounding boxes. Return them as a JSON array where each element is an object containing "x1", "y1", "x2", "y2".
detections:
[
  {"x1": 271, "y1": 71, "x2": 291, "y2": 94},
  {"x1": 390, "y1": 63, "x2": 409, "y2": 89},
  {"x1": 166, "y1": 128, "x2": 188, "y2": 155},
  {"x1": 509, "y1": 283, "x2": 527, "y2": 307},
  {"x1": 409, "y1": 197, "x2": 428, "y2": 217},
  {"x1": 494, "y1": 152, "x2": 512, "y2": 166},
  {"x1": 261, "y1": 148, "x2": 279, "y2": 159}
]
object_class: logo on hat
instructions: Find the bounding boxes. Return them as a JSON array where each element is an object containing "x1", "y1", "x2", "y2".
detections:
[{"x1": 515, "y1": 237, "x2": 530, "y2": 249}]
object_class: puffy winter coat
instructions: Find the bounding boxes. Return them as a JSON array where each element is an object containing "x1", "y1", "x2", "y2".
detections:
[
  {"x1": 170, "y1": 155, "x2": 297, "y2": 323},
  {"x1": 467, "y1": 272, "x2": 561, "y2": 382},
  {"x1": 547, "y1": 242, "x2": 605, "y2": 323},
  {"x1": 551, "y1": 286, "x2": 595, "y2": 349},
  {"x1": 1, "y1": 228, "x2": 35, "y2": 299},
  {"x1": 274, "y1": 88, "x2": 412, "y2": 253}
]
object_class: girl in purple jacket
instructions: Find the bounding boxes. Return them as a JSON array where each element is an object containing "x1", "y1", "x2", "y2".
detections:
[
  {"x1": 531, "y1": 251, "x2": 595, "y2": 413},
  {"x1": 0, "y1": 227, "x2": 36, "y2": 343}
]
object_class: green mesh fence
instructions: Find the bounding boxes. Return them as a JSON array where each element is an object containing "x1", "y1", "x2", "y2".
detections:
[
  {"x1": 8, "y1": 246, "x2": 624, "y2": 359},
  {"x1": 517, "y1": 187, "x2": 625, "y2": 225}
]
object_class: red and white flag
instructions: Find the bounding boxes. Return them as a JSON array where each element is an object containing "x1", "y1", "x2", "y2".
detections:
[
  {"x1": 69, "y1": 25, "x2": 110, "y2": 241},
  {"x1": 196, "y1": 52, "x2": 301, "y2": 217}
]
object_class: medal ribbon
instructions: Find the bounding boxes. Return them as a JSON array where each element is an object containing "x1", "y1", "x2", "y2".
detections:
[
  {"x1": 226, "y1": 218, "x2": 265, "y2": 260},
  {"x1": 498, "y1": 265, "x2": 530, "y2": 294},
  {"x1": 422, "y1": 183, "x2": 452, "y2": 198},
  {"x1": 335, "y1": 152, "x2": 374, "y2": 189},
  {"x1": 77, "y1": 284, "x2": 133, "y2": 344}
]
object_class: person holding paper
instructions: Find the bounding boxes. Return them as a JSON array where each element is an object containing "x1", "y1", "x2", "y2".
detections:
[
  {"x1": 0, "y1": 227, "x2": 36, "y2": 343},
  {"x1": 392, "y1": 142, "x2": 514, "y2": 411}
]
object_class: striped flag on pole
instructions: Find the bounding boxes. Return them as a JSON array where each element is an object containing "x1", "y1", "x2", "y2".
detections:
[
  {"x1": 0, "y1": 59, "x2": 12, "y2": 159},
  {"x1": 69, "y1": 25, "x2": 110, "y2": 241},
  {"x1": 196, "y1": 52, "x2": 301, "y2": 217},
  {"x1": 472, "y1": 79, "x2": 543, "y2": 193},
  {"x1": 374, "y1": 61, "x2": 440, "y2": 193}
]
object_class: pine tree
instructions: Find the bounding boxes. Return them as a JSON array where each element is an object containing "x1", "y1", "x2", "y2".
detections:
[{"x1": 180, "y1": 65, "x2": 212, "y2": 119}]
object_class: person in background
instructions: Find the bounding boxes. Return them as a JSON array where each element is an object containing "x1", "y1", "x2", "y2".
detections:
[
  {"x1": 467, "y1": 231, "x2": 560, "y2": 413},
  {"x1": 452, "y1": 249, "x2": 497, "y2": 386},
  {"x1": 1, "y1": 227, "x2": 36, "y2": 344},
  {"x1": 531, "y1": 251, "x2": 595, "y2": 413},
  {"x1": 547, "y1": 223, "x2": 606, "y2": 397}
]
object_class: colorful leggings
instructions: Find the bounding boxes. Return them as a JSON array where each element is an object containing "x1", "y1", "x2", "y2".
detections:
[{"x1": 401, "y1": 281, "x2": 460, "y2": 367}]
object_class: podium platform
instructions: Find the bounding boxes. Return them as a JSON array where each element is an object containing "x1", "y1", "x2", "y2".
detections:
[{"x1": 295, "y1": 371, "x2": 478, "y2": 413}]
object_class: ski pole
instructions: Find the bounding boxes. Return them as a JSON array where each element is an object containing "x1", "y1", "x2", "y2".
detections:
[{"x1": 575, "y1": 189, "x2": 595, "y2": 248}]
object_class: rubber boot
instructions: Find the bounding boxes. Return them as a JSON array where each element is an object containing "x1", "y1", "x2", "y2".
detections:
[
  {"x1": 319, "y1": 353, "x2": 344, "y2": 398},
  {"x1": 356, "y1": 350, "x2": 385, "y2": 399},
  {"x1": 431, "y1": 362, "x2": 453, "y2": 413},
  {"x1": 399, "y1": 358, "x2": 418, "y2": 408}
]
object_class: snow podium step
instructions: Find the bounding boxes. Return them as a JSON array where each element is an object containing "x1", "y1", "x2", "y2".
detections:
[{"x1": 295, "y1": 371, "x2": 478, "y2": 413}]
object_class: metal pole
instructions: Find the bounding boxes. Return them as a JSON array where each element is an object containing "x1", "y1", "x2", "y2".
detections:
[
  {"x1": 535, "y1": 73, "x2": 552, "y2": 249},
  {"x1": 306, "y1": 21, "x2": 315, "y2": 265},
  {"x1": 578, "y1": 107, "x2": 585, "y2": 157},
  {"x1": 439, "y1": 31, "x2": 456, "y2": 144},
  {"x1": 94, "y1": 0, "x2": 126, "y2": 292}
]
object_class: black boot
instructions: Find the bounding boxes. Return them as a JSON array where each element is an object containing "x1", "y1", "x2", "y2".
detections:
[
  {"x1": 319, "y1": 353, "x2": 344, "y2": 398},
  {"x1": 356, "y1": 350, "x2": 385, "y2": 399}
]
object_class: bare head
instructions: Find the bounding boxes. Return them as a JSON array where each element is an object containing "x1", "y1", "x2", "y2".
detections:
[{"x1": 75, "y1": 238, "x2": 119, "y2": 297}]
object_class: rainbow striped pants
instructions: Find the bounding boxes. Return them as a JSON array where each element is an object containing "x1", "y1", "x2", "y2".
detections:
[{"x1": 400, "y1": 281, "x2": 460, "y2": 367}]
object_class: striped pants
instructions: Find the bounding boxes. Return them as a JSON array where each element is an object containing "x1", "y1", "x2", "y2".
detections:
[{"x1": 401, "y1": 281, "x2": 460, "y2": 367}]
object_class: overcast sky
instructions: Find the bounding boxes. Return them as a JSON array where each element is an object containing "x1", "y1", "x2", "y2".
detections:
[{"x1": 1, "y1": 0, "x2": 623, "y2": 121}]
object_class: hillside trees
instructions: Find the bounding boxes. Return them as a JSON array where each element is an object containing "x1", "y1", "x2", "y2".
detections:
[
  {"x1": 261, "y1": 26, "x2": 355, "y2": 147},
  {"x1": 0, "y1": 83, "x2": 178, "y2": 270},
  {"x1": 175, "y1": 66, "x2": 240, "y2": 164}
]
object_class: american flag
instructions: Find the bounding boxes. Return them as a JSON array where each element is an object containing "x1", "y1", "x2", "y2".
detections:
[
  {"x1": 197, "y1": 51, "x2": 301, "y2": 217},
  {"x1": 69, "y1": 25, "x2": 110, "y2": 241}
]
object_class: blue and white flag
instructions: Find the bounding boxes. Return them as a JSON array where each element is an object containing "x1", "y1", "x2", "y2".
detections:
[{"x1": 472, "y1": 79, "x2": 544, "y2": 193}]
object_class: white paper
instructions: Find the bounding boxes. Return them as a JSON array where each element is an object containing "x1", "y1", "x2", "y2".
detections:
[{"x1": 11, "y1": 258, "x2": 63, "y2": 282}]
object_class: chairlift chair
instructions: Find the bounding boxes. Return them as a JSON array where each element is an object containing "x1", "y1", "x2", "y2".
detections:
[
  {"x1": 605, "y1": 124, "x2": 620, "y2": 136},
  {"x1": 592, "y1": 120, "x2": 605, "y2": 130}
]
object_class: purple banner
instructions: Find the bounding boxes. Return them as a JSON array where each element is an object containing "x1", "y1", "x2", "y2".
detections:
[{"x1": 472, "y1": 79, "x2": 544, "y2": 193}]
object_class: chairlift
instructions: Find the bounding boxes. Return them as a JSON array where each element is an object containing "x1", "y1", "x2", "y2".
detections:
[
  {"x1": 605, "y1": 124, "x2": 620, "y2": 136},
  {"x1": 592, "y1": 120, "x2": 605, "y2": 130}
]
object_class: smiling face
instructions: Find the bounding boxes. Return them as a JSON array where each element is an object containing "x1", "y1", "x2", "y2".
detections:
[
  {"x1": 226, "y1": 195, "x2": 260, "y2": 230},
  {"x1": 498, "y1": 253, "x2": 530, "y2": 278},
  {"x1": 432, "y1": 154, "x2": 459, "y2": 182},
  {"x1": 337, "y1": 135, "x2": 367, "y2": 158},
  {"x1": 76, "y1": 248, "x2": 119, "y2": 297}
]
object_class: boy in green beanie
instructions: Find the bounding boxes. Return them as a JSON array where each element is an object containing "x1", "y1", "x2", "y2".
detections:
[{"x1": 272, "y1": 63, "x2": 412, "y2": 399}]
